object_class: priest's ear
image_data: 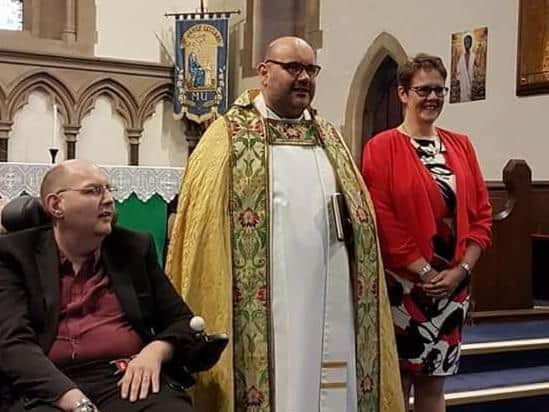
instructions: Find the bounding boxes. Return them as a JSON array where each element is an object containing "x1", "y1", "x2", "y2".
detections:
[{"x1": 257, "y1": 62, "x2": 269, "y2": 87}]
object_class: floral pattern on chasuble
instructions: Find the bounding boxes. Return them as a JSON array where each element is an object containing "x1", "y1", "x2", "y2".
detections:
[
  {"x1": 226, "y1": 90, "x2": 382, "y2": 412},
  {"x1": 265, "y1": 119, "x2": 317, "y2": 146}
]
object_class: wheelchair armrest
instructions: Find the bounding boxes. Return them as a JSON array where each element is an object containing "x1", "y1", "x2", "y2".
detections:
[
  {"x1": 183, "y1": 334, "x2": 229, "y2": 373},
  {"x1": 166, "y1": 334, "x2": 229, "y2": 389}
]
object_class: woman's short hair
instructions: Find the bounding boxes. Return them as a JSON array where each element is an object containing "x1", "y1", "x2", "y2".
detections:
[{"x1": 398, "y1": 53, "x2": 447, "y2": 89}]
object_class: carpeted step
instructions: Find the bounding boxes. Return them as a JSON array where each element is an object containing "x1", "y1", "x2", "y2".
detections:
[
  {"x1": 446, "y1": 365, "x2": 549, "y2": 393},
  {"x1": 460, "y1": 343, "x2": 549, "y2": 374},
  {"x1": 447, "y1": 394, "x2": 549, "y2": 412},
  {"x1": 410, "y1": 365, "x2": 549, "y2": 410},
  {"x1": 463, "y1": 319, "x2": 549, "y2": 344}
]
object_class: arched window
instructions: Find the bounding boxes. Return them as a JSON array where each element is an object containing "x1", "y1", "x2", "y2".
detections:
[{"x1": 0, "y1": 0, "x2": 23, "y2": 31}]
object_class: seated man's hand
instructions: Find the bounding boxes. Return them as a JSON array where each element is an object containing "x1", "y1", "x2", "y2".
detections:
[
  {"x1": 118, "y1": 340, "x2": 174, "y2": 402},
  {"x1": 56, "y1": 388, "x2": 98, "y2": 411}
]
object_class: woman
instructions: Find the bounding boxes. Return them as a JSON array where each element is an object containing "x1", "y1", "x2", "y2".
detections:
[{"x1": 362, "y1": 54, "x2": 492, "y2": 412}]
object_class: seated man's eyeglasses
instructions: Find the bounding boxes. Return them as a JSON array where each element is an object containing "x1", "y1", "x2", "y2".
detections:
[
  {"x1": 409, "y1": 85, "x2": 449, "y2": 98},
  {"x1": 264, "y1": 60, "x2": 322, "y2": 78},
  {"x1": 56, "y1": 184, "x2": 117, "y2": 197}
]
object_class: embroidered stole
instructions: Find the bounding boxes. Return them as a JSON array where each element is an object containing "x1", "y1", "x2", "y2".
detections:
[{"x1": 226, "y1": 103, "x2": 381, "y2": 412}]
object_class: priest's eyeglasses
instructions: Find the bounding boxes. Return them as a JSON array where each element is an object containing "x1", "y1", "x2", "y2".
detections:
[
  {"x1": 265, "y1": 60, "x2": 322, "y2": 78},
  {"x1": 409, "y1": 85, "x2": 449, "y2": 98},
  {"x1": 56, "y1": 184, "x2": 118, "y2": 197}
]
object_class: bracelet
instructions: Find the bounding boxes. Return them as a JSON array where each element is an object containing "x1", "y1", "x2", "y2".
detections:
[
  {"x1": 73, "y1": 398, "x2": 97, "y2": 412},
  {"x1": 459, "y1": 262, "x2": 472, "y2": 277},
  {"x1": 417, "y1": 263, "x2": 432, "y2": 279}
]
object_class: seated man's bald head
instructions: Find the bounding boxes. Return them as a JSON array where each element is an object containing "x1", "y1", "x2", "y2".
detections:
[
  {"x1": 40, "y1": 159, "x2": 114, "y2": 237},
  {"x1": 40, "y1": 160, "x2": 102, "y2": 205}
]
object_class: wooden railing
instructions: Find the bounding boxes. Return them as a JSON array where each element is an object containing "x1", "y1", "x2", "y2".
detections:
[{"x1": 472, "y1": 159, "x2": 534, "y2": 311}]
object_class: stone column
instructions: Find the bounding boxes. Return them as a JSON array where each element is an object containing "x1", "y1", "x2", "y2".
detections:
[
  {"x1": 64, "y1": 125, "x2": 80, "y2": 159},
  {"x1": 0, "y1": 121, "x2": 13, "y2": 162},
  {"x1": 63, "y1": 0, "x2": 77, "y2": 43},
  {"x1": 127, "y1": 128, "x2": 143, "y2": 166},
  {"x1": 31, "y1": 0, "x2": 41, "y2": 37}
]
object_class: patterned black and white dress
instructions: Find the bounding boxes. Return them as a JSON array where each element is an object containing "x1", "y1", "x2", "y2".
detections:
[{"x1": 386, "y1": 135, "x2": 470, "y2": 376}]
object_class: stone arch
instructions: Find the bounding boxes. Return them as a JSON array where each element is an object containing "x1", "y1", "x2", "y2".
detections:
[
  {"x1": 137, "y1": 81, "x2": 172, "y2": 127},
  {"x1": 7, "y1": 71, "x2": 76, "y2": 125},
  {"x1": 76, "y1": 78, "x2": 139, "y2": 130},
  {"x1": 343, "y1": 32, "x2": 408, "y2": 163}
]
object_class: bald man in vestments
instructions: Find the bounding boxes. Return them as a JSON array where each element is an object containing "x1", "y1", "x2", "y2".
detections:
[{"x1": 166, "y1": 36, "x2": 404, "y2": 412}]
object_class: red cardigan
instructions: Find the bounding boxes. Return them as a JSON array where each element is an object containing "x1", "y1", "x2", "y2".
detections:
[{"x1": 362, "y1": 128, "x2": 492, "y2": 276}]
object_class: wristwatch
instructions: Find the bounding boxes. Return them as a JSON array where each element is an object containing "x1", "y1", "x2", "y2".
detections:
[
  {"x1": 417, "y1": 263, "x2": 432, "y2": 279},
  {"x1": 460, "y1": 262, "x2": 472, "y2": 277},
  {"x1": 72, "y1": 398, "x2": 97, "y2": 412}
]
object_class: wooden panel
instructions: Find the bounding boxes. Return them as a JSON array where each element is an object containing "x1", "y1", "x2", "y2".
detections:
[
  {"x1": 476, "y1": 179, "x2": 549, "y2": 311},
  {"x1": 492, "y1": 180, "x2": 549, "y2": 234},
  {"x1": 473, "y1": 161, "x2": 533, "y2": 311},
  {"x1": 516, "y1": 0, "x2": 549, "y2": 95},
  {"x1": 531, "y1": 181, "x2": 549, "y2": 233},
  {"x1": 485, "y1": 182, "x2": 506, "y2": 212}
]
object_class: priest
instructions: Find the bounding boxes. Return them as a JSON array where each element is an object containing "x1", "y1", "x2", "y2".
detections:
[{"x1": 166, "y1": 36, "x2": 403, "y2": 412}]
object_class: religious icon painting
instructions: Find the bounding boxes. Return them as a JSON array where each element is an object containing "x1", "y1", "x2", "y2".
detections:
[{"x1": 450, "y1": 27, "x2": 488, "y2": 103}]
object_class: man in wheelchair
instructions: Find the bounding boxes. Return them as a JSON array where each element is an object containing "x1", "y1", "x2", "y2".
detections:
[{"x1": 0, "y1": 160, "x2": 225, "y2": 412}]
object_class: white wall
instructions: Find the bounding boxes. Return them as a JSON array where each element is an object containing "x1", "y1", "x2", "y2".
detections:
[
  {"x1": 95, "y1": 0, "x2": 196, "y2": 63},
  {"x1": 77, "y1": 96, "x2": 128, "y2": 164},
  {"x1": 140, "y1": 101, "x2": 188, "y2": 167},
  {"x1": 213, "y1": 0, "x2": 549, "y2": 180},
  {"x1": 92, "y1": 0, "x2": 196, "y2": 167},
  {"x1": 318, "y1": 0, "x2": 548, "y2": 180},
  {"x1": 209, "y1": 0, "x2": 259, "y2": 101},
  {"x1": 10, "y1": 92, "x2": 67, "y2": 163}
]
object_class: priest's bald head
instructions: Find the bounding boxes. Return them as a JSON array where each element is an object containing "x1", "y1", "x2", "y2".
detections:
[{"x1": 257, "y1": 36, "x2": 321, "y2": 119}]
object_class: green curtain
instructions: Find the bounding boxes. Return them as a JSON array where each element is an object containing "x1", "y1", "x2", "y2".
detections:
[{"x1": 115, "y1": 193, "x2": 167, "y2": 266}]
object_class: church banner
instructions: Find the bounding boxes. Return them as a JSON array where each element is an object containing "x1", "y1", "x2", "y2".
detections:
[{"x1": 174, "y1": 17, "x2": 229, "y2": 123}]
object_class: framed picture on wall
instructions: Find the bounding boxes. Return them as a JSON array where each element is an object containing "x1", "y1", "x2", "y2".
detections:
[
  {"x1": 516, "y1": 0, "x2": 549, "y2": 96},
  {"x1": 449, "y1": 27, "x2": 488, "y2": 104}
]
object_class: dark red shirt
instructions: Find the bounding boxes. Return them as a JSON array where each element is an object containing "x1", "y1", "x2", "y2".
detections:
[{"x1": 48, "y1": 252, "x2": 144, "y2": 366}]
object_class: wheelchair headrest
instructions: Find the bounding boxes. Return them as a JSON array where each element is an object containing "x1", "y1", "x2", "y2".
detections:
[
  {"x1": 1, "y1": 195, "x2": 51, "y2": 232},
  {"x1": 1, "y1": 195, "x2": 119, "y2": 232}
]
